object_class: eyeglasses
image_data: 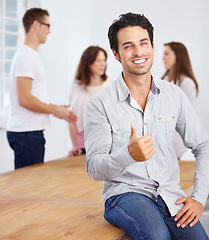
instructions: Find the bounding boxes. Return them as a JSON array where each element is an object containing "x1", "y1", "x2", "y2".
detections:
[{"x1": 38, "y1": 21, "x2": 50, "y2": 29}]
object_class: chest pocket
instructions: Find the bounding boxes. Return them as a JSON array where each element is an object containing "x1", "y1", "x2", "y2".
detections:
[
  {"x1": 111, "y1": 123, "x2": 132, "y2": 149},
  {"x1": 155, "y1": 114, "x2": 177, "y2": 147}
]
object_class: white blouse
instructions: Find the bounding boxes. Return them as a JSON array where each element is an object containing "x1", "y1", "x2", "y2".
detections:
[{"x1": 68, "y1": 78, "x2": 113, "y2": 132}]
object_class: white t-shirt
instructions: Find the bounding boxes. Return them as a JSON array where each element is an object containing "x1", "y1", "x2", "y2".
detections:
[
  {"x1": 69, "y1": 78, "x2": 113, "y2": 132},
  {"x1": 7, "y1": 45, "x2": 50, "y2": 132}
]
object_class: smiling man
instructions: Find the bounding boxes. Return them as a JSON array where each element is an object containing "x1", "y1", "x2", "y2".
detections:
[
  {"x1": 84, "y1": 13, "x2": 209, "y2": 239},
  {"x1": 7, "y1": 8, "x2": 77, "y2": 169}
]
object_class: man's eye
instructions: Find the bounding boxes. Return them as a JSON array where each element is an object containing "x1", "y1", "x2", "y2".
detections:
[{"x1": 124, "y1": 45, "x2": 131, "y2": 49}]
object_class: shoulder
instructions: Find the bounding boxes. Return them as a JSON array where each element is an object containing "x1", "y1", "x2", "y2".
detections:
[
  {"x1": 18, "y1": 45, "x2": 37, "y2": 56},
  {"x1": 14, "y1": 46, "x2": 38, "y2": 64},
  {"x1": 154, "y1": 78, "x2": 187, "y2": 106},
  {"x1": 180, "y1": 76, "x2": 196, "y2": 88},
  {"x1": 87, "y1": 80, "x2": 117, "y2": 106},
  {"x1": 155, "y1": 78, "x2": 182, "y2": 93},
  {"x1": 70, "y1": 81, "x2": 84, "y2": 90},
  {"x1": 102, "y1": 77, "x2": 115, "y2": 87},
  {"x1": 69, "y1": 81, "x2": 85, "y2": 97}
]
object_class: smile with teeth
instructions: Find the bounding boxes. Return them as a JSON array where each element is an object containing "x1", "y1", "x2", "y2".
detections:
[{"x1": 133, "y1": 58, "x2": 146, "y2": 64}]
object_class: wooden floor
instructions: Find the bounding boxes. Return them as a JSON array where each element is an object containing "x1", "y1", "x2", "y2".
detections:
[{"x1": 0, "y1": 155, "x2": 195, "y2": 240}]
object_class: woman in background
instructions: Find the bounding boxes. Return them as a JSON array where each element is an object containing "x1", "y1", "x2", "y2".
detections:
[
  {"x1": 68, "y1": 46, "x2": 112, "y2": 156},
  {"x1": 162, "y1": 41, "x2": 198, "y2": 159}
]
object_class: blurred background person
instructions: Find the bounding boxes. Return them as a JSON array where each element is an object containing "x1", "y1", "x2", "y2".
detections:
[
  {"x1": 7, "y1": 8, "x2": 77, "y2": 169},
  {"x1": 162, "y1": 41, "x2": 199, "y2": 159},
  {"x1": 68, "y1": 46, "x2": 113, "y2": 156}
]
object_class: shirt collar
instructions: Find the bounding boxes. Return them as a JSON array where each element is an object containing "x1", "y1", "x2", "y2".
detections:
[
  {"x1": 116, "y1": 72, "x2": 161, "y2": 102},
  {"x1": 151, "y1": 76, "x2": 161, "y2": 94},
  {"x1": 116, "y1": 73, "x2": 130, "y2": 102}
]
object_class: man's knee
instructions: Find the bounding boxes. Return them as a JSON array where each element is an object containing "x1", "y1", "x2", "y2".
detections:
[{"x1": 130, "y1": 225, "x2": 171, "y2": 240}]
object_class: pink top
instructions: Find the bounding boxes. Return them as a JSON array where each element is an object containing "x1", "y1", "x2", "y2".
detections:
[{"x1": 77, "y1": 130, "x2": 85, "y2": 149}]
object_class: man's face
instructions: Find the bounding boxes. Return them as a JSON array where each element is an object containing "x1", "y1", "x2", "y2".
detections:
[
  {"x1": 37, "y1": 15, "x2": 51, "y2": 44},
  {"x1": 113, "y1": 26, "x2": 154, "y2": 77}
]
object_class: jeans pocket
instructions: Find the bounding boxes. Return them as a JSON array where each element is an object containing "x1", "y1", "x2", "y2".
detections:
[{"x1": 7, "y1": 132, "x2": 25, "y2": 155}]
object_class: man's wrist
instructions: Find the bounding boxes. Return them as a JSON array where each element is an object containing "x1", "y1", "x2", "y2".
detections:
[{"x1": 48, "y1": 104, "x2": 57, "y2": 115}]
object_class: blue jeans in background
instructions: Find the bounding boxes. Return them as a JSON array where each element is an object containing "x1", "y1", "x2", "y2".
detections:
[
  {"x1": 104, "y1": 192, "x2": 208, "y2": 240},
  {"x1": 7, "y1": 130, "x2": 45, "y2": 169}
]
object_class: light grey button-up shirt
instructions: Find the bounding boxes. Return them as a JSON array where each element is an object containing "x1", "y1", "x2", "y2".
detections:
[{"x1": 84, "y1": 73, "x2": 209, "y2": 216}]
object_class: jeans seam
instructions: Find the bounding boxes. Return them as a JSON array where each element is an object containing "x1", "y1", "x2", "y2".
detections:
[
  {"x1": 163, "y1": 218, "x2": 178, "y2": 240},
  {"x1": 161, "y1": 201, "x2": 178, "y2": 239},
  {"x1": 107, "y1": 198, "x2": 144, "y2": 237}
]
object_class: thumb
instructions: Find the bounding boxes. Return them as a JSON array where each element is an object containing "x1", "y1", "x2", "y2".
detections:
[
  {"x1": 130, "y1": 122, "x2": 138, "y2": 140},
  {"x1": 176, "y1": 197, "x2": 187, "y2": 205}
]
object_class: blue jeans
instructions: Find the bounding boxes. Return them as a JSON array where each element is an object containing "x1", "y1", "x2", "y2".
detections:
[
  {"x1": 7, "y1": 130, "x2": 45, "y2": 169},
  {"x1": 104, "y1": 192, "x2": 208, "y2": 240},
  {"x1": 81, "y1": 148, "x2": 86, "y2": 154}
]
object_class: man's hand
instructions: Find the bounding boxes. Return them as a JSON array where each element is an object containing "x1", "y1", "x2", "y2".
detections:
[
  {"x1": 128, "y1": 123, "x2": 155, "y2": 162},
  {"x1": 53, "y1": 105, "x2": 77, "y2": 123},
  {"x1": 174, "y1": 197, "x2": 204, "y2": 228}
]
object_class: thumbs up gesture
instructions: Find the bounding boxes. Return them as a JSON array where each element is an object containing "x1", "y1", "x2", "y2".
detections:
[{"x1": 128, "y1": 123, "x2": 155, "y2": 162}]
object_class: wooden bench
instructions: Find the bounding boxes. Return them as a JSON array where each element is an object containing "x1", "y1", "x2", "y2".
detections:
[{"x1": 0, "y1": 156, "x2": 194, "y2": 239}]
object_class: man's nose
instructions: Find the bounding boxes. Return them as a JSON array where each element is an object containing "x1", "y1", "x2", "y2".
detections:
[{"x1": 133, "y1": 45, "x2": 143, "y2": 56}]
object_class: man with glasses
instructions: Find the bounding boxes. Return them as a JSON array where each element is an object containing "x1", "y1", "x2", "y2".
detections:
[{"x1": 7, "y1": 8, "x2": 77, "y2": 169}]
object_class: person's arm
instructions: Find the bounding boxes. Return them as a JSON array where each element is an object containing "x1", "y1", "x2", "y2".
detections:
[
  {"x1": 68, "y1": 122, "x2": 82, "y2": 156},
  {"x1": 174, "y1": 90, "x2": 209, "y2": 228},
  {"x1": 84, "y1": 97, "x2": 154, "y2": 181},
  {"x1": 16, "y1": 77, "x2": 77, "y2": 122}
]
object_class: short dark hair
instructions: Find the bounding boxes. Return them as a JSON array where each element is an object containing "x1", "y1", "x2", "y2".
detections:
[
  {"x1": 108, "y1": 12, "x2": 154, "y2": 53},
  {"x1": 22, "y1": 8, "x2": 49, "y2": 33}
]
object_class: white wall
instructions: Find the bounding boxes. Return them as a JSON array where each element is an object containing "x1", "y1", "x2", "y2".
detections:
[
  {"x1": 1, "y1": 0, "x2": 209, "y2": 173},
  {"x1": 40, "y1": 0, "x2": 92, "y2": 161}
]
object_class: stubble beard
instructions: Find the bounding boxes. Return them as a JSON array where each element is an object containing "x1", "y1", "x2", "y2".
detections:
[{"x1": 124, "y1": 62, "x2": 153, "y2": 76}]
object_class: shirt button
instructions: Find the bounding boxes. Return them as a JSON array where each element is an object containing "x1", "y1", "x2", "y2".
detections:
[
  {"x1": 146, "y1": 161, "x2": 149, "y2": 165},
  {"x1": 158, "y1": 117, "x2": 161, "y2": 120},
  {"x1": 144, "y1": 122, "x2": 147, "y2": 125},
  {"x1": 116, "y1": 129, "x2": 120, "y2": 133},
  {"x1": 172, "y1": 116, "x2": 175, "y2": 119}
]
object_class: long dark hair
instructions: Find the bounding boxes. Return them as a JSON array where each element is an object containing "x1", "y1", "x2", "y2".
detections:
[
  {"x1": 162, "y1": 42, "x2": 198, "y2": 94},
  {"x1": 75, "y1": 46, "x2": 107, "y2": 86}
]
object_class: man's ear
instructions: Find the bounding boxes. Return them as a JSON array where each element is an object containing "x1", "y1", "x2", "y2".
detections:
[
  {"x1": 32, "y1": 20, "x2": 39, "y2": 31},
  {"x1": 112, "y1": 49, "x2": 120, "y2": 61}
]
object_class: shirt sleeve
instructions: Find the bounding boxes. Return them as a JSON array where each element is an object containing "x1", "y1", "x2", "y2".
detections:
[
  {"x1": 68, "y1": 83, "x2": 76, "y2": 104},
  {"x1": 84, "y1": 97, "x2": 136, "y2": 181},
  {"x1": 68, "y1": 83, "x2": 80, "y2": 113},
  {"x1": 14, "y1": 53, "x2": 36, "y2": 79},
  {"x1": 176, "y1": 90, "x2": 209, "y2": 206}
]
